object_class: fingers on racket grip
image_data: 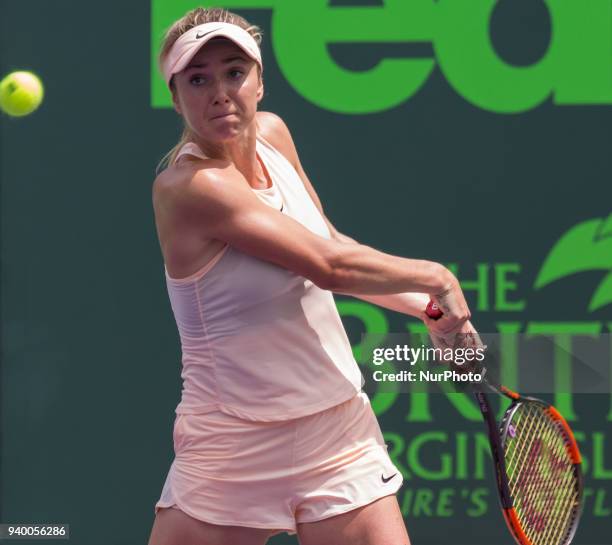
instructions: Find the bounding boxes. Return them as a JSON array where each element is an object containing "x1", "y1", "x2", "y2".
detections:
[{"x1": 426, "y1": 300, "x2": 443, "y2": 320}]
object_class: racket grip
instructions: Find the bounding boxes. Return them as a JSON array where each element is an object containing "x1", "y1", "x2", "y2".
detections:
[{"x1": 425, "y1": 300, "x2": 443, "y2": 320}]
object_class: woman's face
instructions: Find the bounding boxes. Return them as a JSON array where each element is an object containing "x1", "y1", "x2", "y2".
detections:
[{"x1": 171, "y1": 38, "x2": 263, "y2": 144}]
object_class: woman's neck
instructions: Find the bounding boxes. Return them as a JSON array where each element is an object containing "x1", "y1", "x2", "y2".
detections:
[{"x1": 194, "y1": 123, "x2": 267, "y2": 189}]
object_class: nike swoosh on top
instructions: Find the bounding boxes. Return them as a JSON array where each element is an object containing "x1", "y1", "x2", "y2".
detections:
[
  {"x1": 196, "y1": 29, "x2": 219, "y2": 40},
  {"x1": 381, "y1": 473, "x2": 398, "y2": 484}
]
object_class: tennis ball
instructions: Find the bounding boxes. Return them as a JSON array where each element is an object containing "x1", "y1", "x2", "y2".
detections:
[{"x1": 0, "y1": 71, "x2": 44, "y2": 117}]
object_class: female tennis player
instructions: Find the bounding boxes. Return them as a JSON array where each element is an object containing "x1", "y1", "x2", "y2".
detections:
[{"x1": 148, "y1": 7, "x2": 472, "y2": 545}]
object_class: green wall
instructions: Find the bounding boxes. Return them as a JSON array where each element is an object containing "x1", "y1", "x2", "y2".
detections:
[{"x1": 1, "y1": 1, "x2": 610, "y2": 543}]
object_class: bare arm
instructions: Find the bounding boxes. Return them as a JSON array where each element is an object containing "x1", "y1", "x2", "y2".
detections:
[
  {"x1": 171, "y1": 165, "x2": 453, "y2": 298},
  {"x1": 322, "y1": 220, "x2": 432, "y2": 318},
  {"x1": 256, "y1": 111, "x2": 446, "y2": 320}
]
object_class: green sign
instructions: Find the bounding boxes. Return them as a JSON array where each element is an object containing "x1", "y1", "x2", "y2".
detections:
[
  {"x1": 151, "y1": 0, "x2": 612, "y2": 113},
  {"x1": 338, "y1": 216, "x2": 612, "y2": 526}
]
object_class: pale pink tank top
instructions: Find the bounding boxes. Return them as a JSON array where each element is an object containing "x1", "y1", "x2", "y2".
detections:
[{"x1": 164, "y1": 134, "x2": 363, "y2": 421}]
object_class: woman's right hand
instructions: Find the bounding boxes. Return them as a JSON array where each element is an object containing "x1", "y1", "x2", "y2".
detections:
[{"x1": 422, "y1": 269, "x2": 471, "y2": 342}]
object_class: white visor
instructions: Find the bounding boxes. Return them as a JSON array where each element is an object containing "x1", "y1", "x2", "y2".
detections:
[{"x1": 161, "y1": 22, "x2": 262, "y2": 87}]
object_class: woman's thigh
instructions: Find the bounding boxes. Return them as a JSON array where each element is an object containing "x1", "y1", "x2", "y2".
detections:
[
  {"x1": 148, "y1": 506, "x2": 274, "y2": 545},
  {"x1": 296, "y1": 495, "x2": 410, "y2": 545}
]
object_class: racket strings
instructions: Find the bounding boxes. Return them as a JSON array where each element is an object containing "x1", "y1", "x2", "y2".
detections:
[
  {"x1": 509, "y1": 408, "x2": 578, "y2": 545},
  {"x1": 514, "y1": 411, "x2": 576, "y2": 545},
  {"x1": 521, "y1": 418, "x2": 560, "y2": 526},
  {"x1": 540, "y1": 437, "x2": 578, "y2": 545},
  {"x1": 508, "y1": 410, "x2": 562, "y2": 542},
  {"x1": 506, "y1": 408, "x2": 550, "y2": 510},
  {"x1": 538, "y1": 433, "x2": 575, "y2": 545},
  {"x1": 504, "y1": 404, "x2": 580, "y2": 545},
  {"x1": 538, "y1": 422, "x2": 580, "y2": 545},
  {"x1": 509, "y1": 410, "x2": 553, "y2": 533}
]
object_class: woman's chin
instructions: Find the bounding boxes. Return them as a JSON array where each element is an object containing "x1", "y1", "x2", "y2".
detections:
[{"x1": 207, "y1": 125, "x2": 243, "y2": 143}]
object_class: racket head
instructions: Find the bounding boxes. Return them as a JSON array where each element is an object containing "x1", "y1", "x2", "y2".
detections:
[{"x1": 499, "y1": 398, "x2": 583, "y2": 545}]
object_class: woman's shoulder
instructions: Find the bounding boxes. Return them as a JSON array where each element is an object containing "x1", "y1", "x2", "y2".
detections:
[
  {"x1": 256, "y1": 110, "x2": 286, "y2": 133},
  {"x1": 256, "y1": 111, "x2": 299, "y2": 168},
  {"x1": 153, "y1": 155, "x2": 228, "y2": 202}
]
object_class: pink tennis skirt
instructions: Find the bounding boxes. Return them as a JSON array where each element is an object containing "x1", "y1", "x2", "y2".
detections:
[{"x1": 155, "y1": 392, "x2": 403, "y2": 536}]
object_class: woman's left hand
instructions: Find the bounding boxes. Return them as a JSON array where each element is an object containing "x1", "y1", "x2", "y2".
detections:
[{"x1": 427, "y1": 319, "x2": 484, "y2": 352}]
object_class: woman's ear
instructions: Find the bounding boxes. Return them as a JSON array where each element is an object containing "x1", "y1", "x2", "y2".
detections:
[
  {"x1": 256, "y1": 76, "x2": 264, "y2": 103},
  {"x1": 171, "y1": 83, "x2": 182, "y2": 115}
]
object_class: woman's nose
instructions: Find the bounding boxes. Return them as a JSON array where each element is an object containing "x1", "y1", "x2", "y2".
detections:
[{"x1": 210, "y1": 78, "x2": 231, "y2": 103}]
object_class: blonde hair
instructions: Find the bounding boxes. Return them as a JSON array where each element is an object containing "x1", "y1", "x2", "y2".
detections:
[{"x1": 157, "y1": 7, "x2": 263, "y2": 172}]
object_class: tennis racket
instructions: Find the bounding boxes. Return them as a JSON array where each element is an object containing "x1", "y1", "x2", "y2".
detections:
[{"x1": 425, "y1": 301, "x2": 584, "y2": 545}]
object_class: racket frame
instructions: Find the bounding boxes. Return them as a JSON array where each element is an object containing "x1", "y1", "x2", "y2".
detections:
[
  {"x1": 423, "y1": 300, "x2": 584, "y2": 545},
  {"x1": 482, "y1": 382, "x2": 584, "y2": 545}
]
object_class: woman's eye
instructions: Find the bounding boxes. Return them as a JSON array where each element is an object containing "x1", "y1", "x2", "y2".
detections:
[
  {"x1": 229, "y1": 69, "x2": 244, "y2": 79},
  {"x1": 190, "y1": 75, "x2": 206, "y2": 85}
]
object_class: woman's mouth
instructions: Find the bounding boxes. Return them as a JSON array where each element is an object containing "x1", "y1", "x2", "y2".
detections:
[{"x1": 211, "y1": 112, "x2": 237, "y2": 120}]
